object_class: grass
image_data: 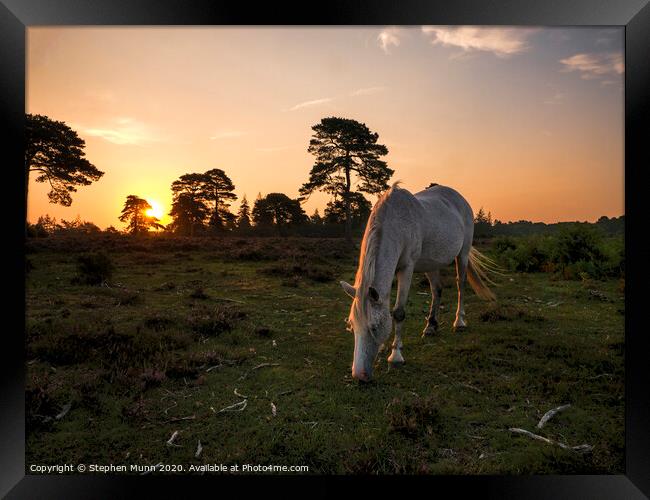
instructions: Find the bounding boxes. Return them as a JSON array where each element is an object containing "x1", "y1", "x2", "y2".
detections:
[{"x1": 25, "y1": 236, "x2": 624, "y2": 474}]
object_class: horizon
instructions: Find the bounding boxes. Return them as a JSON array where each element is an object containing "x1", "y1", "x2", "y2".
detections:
[{"x1": 26, "y1": 27, "x2": 624, "y2": 229}]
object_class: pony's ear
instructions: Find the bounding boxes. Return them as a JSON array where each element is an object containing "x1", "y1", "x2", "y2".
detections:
[
  {"x1": 368, "y1": 286, "x2": 380, "y2": 303},
  {"x1": 340, "y1": 281, "x2": 356, "y2": 298}
]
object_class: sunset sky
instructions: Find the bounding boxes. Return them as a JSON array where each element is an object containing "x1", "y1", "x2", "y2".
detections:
[{"x1": 26, "y1": 27, "x2": 624, "y2": 229}]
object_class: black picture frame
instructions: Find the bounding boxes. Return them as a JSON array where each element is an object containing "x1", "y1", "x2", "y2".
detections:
[{"x1": 2, "y1": 1, "x2": 648, "y2": 497}]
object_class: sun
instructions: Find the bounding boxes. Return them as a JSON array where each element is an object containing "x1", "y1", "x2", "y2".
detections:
[{"x1": 145, "y1": 199, "x2": 163, "y2": 219}]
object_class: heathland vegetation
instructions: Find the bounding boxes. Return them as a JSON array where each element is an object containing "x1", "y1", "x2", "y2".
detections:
[{"x1": 24, "y1": 113, "x2": 624, "y2": 474}]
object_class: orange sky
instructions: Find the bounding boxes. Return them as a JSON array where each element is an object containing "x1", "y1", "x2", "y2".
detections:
[{"x1": 26, "y1": 27, "x2": 624, "y2": 229}]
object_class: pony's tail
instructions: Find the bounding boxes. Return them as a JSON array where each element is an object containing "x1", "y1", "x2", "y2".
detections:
[{"x1": 467, "y1": 246, "x2": 502, "y2": 301}]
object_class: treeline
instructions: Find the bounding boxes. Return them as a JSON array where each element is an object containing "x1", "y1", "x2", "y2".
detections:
[
  {"x1": 473, "y1": 207, "x2": 624, "y2": 238},
  {"x1": 25, "y1": 114, "x2": 391, "y2": 243},
  {"x1": 27, "y1": 189, "x2": 373, "y2": 239}
]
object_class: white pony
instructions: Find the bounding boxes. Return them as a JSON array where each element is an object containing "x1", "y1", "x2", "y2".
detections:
[{"x1": 340, "y1": 183, "x2": 497, "y2": 381}]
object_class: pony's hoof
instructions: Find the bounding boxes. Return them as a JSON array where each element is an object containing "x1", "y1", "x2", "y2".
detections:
[
  {"x1": 452, "y1": 324, "x2": 467, "y2": 333},
  {"x1": 387, "y1": 351, "x2": 405, "y2": 365},
  {"x1": 421, "y1": 326, "x2": 437, "y2": 338}
]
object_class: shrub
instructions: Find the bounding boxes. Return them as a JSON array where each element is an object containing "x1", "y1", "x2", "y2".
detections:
[
  {"x1": 493, "y1": 235, "x2": 550, "y2": 273},
  {"x1": 74, "y1": 252, "x2": 114, "y2": 285},
  {"x1": 28, "y1": 320, "x2": 192, "y2": 370},
  {"x1": 187, "y1": 304, "x2": 246, "y2": 337},
  {"x1": 385, "y1": 396, "x2": 442, "y2": 438},
  {"x1": 479, "y1": 304, "x2": 544, "y2": 323},
  {"x1": 550, "y1": 225, "x2": 606, "y2": 267},
  {"x1": 261, "y1": 261, "x2": 336, "y2": 283},
  {"x1": 142, "y1": 314, "x2": 175, "y2": 331},
  {"x1": 189, "y1": 287, "x2": 209, "y2": 299},
  {"x1": 491, "y1": 229, "x2": 623, "y2": 280}
]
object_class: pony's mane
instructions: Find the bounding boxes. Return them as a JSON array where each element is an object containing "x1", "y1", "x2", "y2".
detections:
[{"x1": 349, "y1": 182, "x2": 403, "y2": 330}]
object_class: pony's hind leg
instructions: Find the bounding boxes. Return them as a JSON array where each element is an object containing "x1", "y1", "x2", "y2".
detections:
[
  {"x1": 453, "y1": 249, "x2": 470, "y2": 332},
  {"x1": 422, "y1": 269, "x2": 442, "y2": 337},
  {"x1": 388, "y1": 265, "x2": 414, "y2": 365}
]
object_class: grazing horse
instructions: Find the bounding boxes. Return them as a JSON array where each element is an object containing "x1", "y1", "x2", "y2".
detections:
[{"x1": 340, "y1": 183, "x2": 497, "y2": 382}]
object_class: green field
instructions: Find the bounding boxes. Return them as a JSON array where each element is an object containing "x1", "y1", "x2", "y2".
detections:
[{"x1": 25, "y1": 236, "x2": 624, "y2": 474}]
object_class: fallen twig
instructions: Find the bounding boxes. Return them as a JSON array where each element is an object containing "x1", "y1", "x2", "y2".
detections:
[
  {"x1": 212, "y1": 399, "x2": 248, "y2": 414},
  {"x1": 537, "y1": 404, "x2": 571, "y2": 429},
  {"x1": 166, "y1": 430, "x2": 181, "y2": 447},
  {"x1": 205, "y1": 364, "x2": 222, "y2": 373},
  {"x1": 253, "y1": 362, "x2": 280, "y2": 370},
  {"x1": 163, "y1": 401, "x2": 178, "y2": 415},
  {"x1": 167, "y1": 415, "x2": 196, "y2": 423},
  {"x1": 234, "y1": 388, "x2": 249, "y2": 399},
  {"x1": 509, "y1": 427, "x2": 592, "y2": 453},
  {"x1": 212, "y1": 296, "x2": 246, "y2": 304},
  {"x1": 458, "y1": 383, "x2": 482, "y2": 393},
  {"x1": 55, "y1": 402, "x2": 72, "y2": 420},
  {"x1": 195, "y1": 440, "x2": 203, "y2": 458}
]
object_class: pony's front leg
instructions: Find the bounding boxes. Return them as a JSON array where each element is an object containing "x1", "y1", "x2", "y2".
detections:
[{"x1": 388, "y1": 266, "x2": 414, "y2": 365}]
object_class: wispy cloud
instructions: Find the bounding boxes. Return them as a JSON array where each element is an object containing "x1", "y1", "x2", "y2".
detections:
[
  {"x1": 595, "y1": 29, "x2": 620, "y2": 47},
  {"x1": 421, "y1": 26, "x2": 536, "y2": 58},
  {"x1": 289, "y1": 97, "x2": 333, "y2": 111},
  {"x1": 377, "y1": 27, "x2": 401, "y2": 54},
  {"x1": 559, "y1": 52, "x2": 624, "y2": 80},
  {"x1": 350, "y1": 86, "x2": 386, "y2": 96},
  {"x1": 209, "y1": 130, "x2": 245, "y2": 140},
  {"x1": 84, "y1": 117, "x2": 160, "y2": 145}
]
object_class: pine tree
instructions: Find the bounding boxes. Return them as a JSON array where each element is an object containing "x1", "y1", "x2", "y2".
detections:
[
  {"x1": 299, "y1": 117, "x2": 392, "y2": 242},
  {"x1": 237, "y1": 195, "x2": 252, "y2": 229},
  {"x1": 118, "y1": 195, "x2": 164, "y2": 234}
]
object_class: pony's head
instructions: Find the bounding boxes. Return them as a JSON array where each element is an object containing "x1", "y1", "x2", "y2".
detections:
[{"x1": 341, "y1": 281, "x2": 392, "y2": 382}]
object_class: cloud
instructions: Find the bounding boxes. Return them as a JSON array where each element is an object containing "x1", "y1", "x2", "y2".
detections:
[
  {"x1": 377, "y1": 27, "x2": 401, "y2": 54},
  {"x1": 209, "y1": 130, "x2": 245, "y2": 140},
  {"x1": 84, "y1": 117, "x2": 160, "y2": 145},
  {"x1": 559, "y1": 52, "x2": 624, "y2": 80},
  {"x1": 350, "y1": 86, "x2": 386, "y2": 96},
  {"x1": 421, "y1": 26, "x2": 536, "y2": 57},
  {"x1": 595, "y1": 28, "x2": 620, "y2": 47},
  {"x1": 289, "y1": 97, "x2": 333, "y2": 111}
]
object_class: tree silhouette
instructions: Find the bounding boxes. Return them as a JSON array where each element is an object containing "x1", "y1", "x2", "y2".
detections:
[
  {"x1": 201, "y1": 168, "x2": 237, "y2": 231},
  {"x1": 118, "y1": 195, "x2": 164, "y2": 234},
  {"x1": 324, "y1": 191, "x2": 372, "y2": 229},
  {"x1": 252, "y1": 193, "x2": 307, "y2": 235},
  {"x1": 299, "y1": 117, "x2": 392, "y2": 242},
  {"x1": 310, "y1": 208, "x2": 323, "y2": 225},
  {"x1": 25, "y1": 114, "x2": 104, "y2": 219},
  {"x1": 36, "y1": 214, "x2": 58, "y2": 233},
  {"x1": 236, "y1": 195, "x2": 252, "y2": 230},
  {"x1": 168, "y1": 192, "x2": 210, "y2": 236},
  {"x1": 474, "y1": 207, "x2": 493, "y2": 238},
  {"x1": 170, "y1": 173, "x2": 209, "y2": 235}
]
